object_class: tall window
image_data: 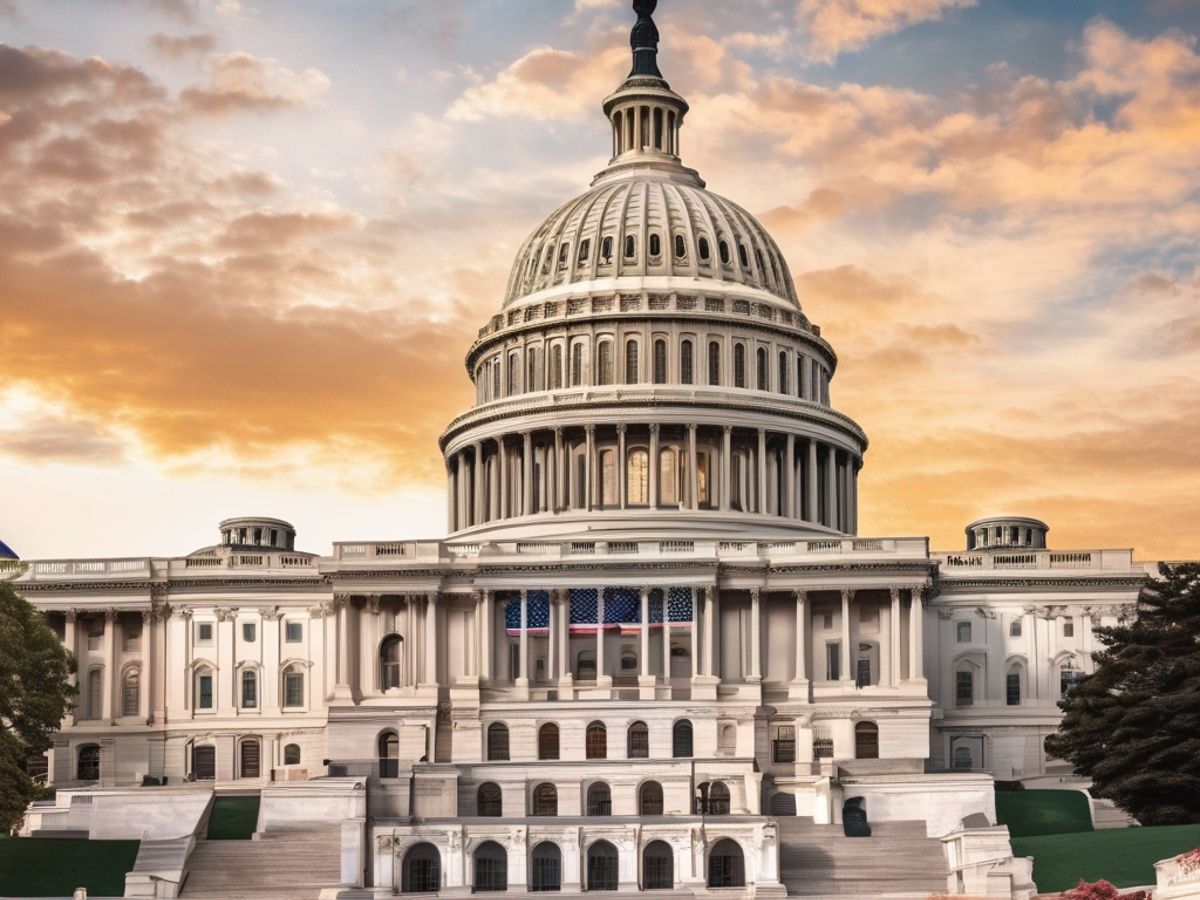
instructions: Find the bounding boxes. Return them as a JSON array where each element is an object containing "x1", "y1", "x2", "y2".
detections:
[
  {"x1": 624, "y1": 234, "x2": 636, "y2": 260},
  {"x1": 532, "y1": 783, "x2": 558, "y2": 817},
  {"x1": 956, "y1": 670, "x2": 974, "y2": 706},
  {"x1": 571, "y1": 343, "x2": 584, "y2": 387},
  {"x1": 478, "y1": 782, "x2": 503, "y2": 817},
  {"x1": 773, "y1": 725, "x2": 796, "y2": 763},
  {"x1": 707, "y1": 782, "x2": 731, "y2": 815},
  {"x1": 658, "y1": 449, "x2": 678, "y2": 506},
  {"x1": 854, "y1": 722, "x2": 879, "y2": 760},
  {"x1": 649, "y1": 233, "x2": 661, "y2": 257},
  {"x1": 719, "y1": 240, "x2": 731, "y2": 265},
  {"x1": 586, "y1": 722, "x2": 607, "y2": 759},
  {"x1": 680, "y1": 340, "x2": 694, "y2": 384},
  {"x1": 653, "y1": 339, "x2": 667, "y2": 384},
  {"x1": 538, "y1": 723, "x2": 560, "y2": 760},
  {"x1": 601, "y1": 236, "x2": 614, "y2": 262},
  {"x1": 1007, "y1": 670, "x2": 1021, "y2": 705},
  {"x1": 196, "y1": 667, "x2": 214, "y2": 710},
  {"x1": 1010, "y1": 619, "x2": 1022, "y2": 637},
  {"x1": 122, "y1": 669, "x2": 139, "y2": 717},
  {"x1": 242, "y1": 622, "x2": 256, "y2": 642},
  {"x1": 756, "y1": 347, "x2": 768, "y2": 390},
  {"x1": 627, "y1": 449, "x2": 649, "y2": 505},
  {"x1": 381, "y1": 635, "x2": 403, "y2": 690},
  {"x1": 86, "y1": 669, "x2": 102, "y2": 719},
  {"x1": 77, "y1": 745, "x2": 100, "y2": 781},
  {"x1": 672, "y1": 720, "x2": 693, "y2": 758},
  {"x1": 778, "y1": 351, "x2": 789, "y2": 394},
  {"x1": 284, "y1": 666, "x2": 304, "y2": 708},
  {"x1": 528, "y1": 347, "x2": 540, "y2": 392},
  {"x1": 586, "y1": 782, "x2": 612, "y2": 816},
  {"x1": 550, "y1": 345, "x2": 563, "y2": 389},
  {"x1": 597, "y1": 342, "x2": 613, "y2": 385},
  {"x1": 674, "y1": 234, "x2": 686, "y2": 258},
  {"x1": 487, "y1": 723, "x2": 510, "y2": 761},
  {"x1": 379, "y1": 732, "x2": 399, "y2": 779},
  {"x1": 625, "y1": 339, "x2": 639, "y2": 384},
  {"x1": 825, "y1": 643, "x2": 841, "y2": 682},
  {"x1": 957, "y1": 621, "x2": 972, "y2": 643},
  {"x1": 283, "y1": 744, "x2": 301, "y2": 765},
  {"x1": 640, "y1": 781, "x2": 664, "y2": 815},
  {"x1": 627, "y1": 721, "x2": 649, "y2": 758},
  {"x1": 708, "y1": 341, "x2": 721, "y2": 385},
  {"x1": 508, "y1": 353, "x2": 520, "y2": 395},
  {"x1": 734, "y1": 344, "x2": 746, "y2": 388},
  {"x1": 240, "y1": 669, "x2": 257, "y2": 709},
  {"x1": 797, "y1": 354, "x2": 806, "y2": 398},
  {"x1": 644, "y1": 841, "x2": 673, "y2": 890},
  {"x1": 698, "y1": 236, "x2": 711, "y2": 261},
  {"x1": 1063, "y1": 618, "x2": 1075, "y2": 638}
]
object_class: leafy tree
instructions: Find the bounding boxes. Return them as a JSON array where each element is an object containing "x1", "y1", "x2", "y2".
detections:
[
  {"x1": 0, "y1": 581, "x2": 75, "y2": 834},
  {"x1": 1045, "y1": 563, "x2": 1200, "y2": 826}
]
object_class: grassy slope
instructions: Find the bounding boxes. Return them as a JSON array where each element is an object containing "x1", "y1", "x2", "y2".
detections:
[
  {"x1": 1013, "y1": 824, "x2": 1200, "y2": 892},
  {"x1": 995, "y1": 789, "x2": 1094, "y2": 837},
  {"x1": 206, "y1": 794, "x2": 261, "y2": 840},
  {"x1": 0, "y1": 838, "x2": 140, "y2": 897}
]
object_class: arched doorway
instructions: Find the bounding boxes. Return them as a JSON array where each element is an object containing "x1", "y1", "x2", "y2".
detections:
[
  {"x1": 77, "y1": 744, "x2": 100, "y2": 781},
  {"x1": 672, "y1": 720, "x2": 693, "y2": 758},
  {"x1": 707, "y1": 839, "x2": 745, "y2": 888},
  {"x1": 239, "y1": 738, "x2": 260, "y2": 778},
  {"x1": 193, "y1": 744, "x2": 216, "y2": 781},
  {"x1": 402, "y1": 842, "x2": 441, "y2": 893},
  {"x1": 704, "y1": 781, "x2": 730, "y2": 815},
  {"x1": 855, "y1": 722, "x2": 879, "y2": 759},
  {"x1": 530, "y1": 842, "x2": 561, "y2": 892},
  {"x1": 642, "y1": 840, "x2": 673, "y2": 890},
  {"x1": 538, "y1": 723, "x2": 559, "y2": 760},
  {"x1": 473, "y1": 840, "x2": 507, "y2": 893},
  {"x1": 586, "y1": 840, "x2": 618, "y2": 891}
]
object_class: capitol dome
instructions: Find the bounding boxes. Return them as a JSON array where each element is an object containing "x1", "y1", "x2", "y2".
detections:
[
  {"x1": 440, "y1": 0, "x2": 866, "y2": 542},
  {"x1": 0, "y1": 539, "x2": 17, "y2": 560}
]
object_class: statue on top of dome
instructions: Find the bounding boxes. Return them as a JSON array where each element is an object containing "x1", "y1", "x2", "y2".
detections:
[{"x1": 630, "y1": 0, "x2": 663, "y2": 79}]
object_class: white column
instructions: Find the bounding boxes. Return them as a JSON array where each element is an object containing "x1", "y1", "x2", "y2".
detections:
[
  {"x1": 618, "y1": 424, "x2": 627, "y2": 509},
  {"x1": 757, "y1": 430, "x2": 767, "y2": 514},
  {"x1": 446, "y1": 463, "x2": 456, "y2": 532},
  {"x1": 890, "y1": 587, "x2": 902, "y2": 687},
  {"x1": 826, "y1": 445, "x2": 839, "y2": 531},
  {"x1": 64, "y1": 611, "x2": 78, "y2": 726},
  {"x1": 499, "y1": 438, "x2": 509, "y2": 519},
  {"x1": 688, "y1": 424, "x2": 699, "y2": 510},
  {"x1": 522, "y1": 431, "x2": 534, "y2": 516},
  {"x1": 334, "y1": 595, "x2": 352, "y2": 696},
  {"x1": 139, "y1": 610, "x2": 151, "y2": 720},
  {"x1": 517, "y1": 590, "x2": 529, "y2": 687},
  {"x1": 102, "y1": 609, "x2": 116, "y2": 722},
  {"x1": 649, "y1": 424, "x2": 659, "y2": 508},
  {"x1": 705, "y1": 588, "x2": 718, "y2": 678},
  {"x1": 424, "y1": 593, "x2": 438, "y2": 686},
  {"x1": 784, "y1": 433, "x2": 796, "y2": 519},
  {"x1": 585, "y1": 425, "x2": 596, "y2": 510},
  {"x1": 748, "y1": 588, "x2": 762, "y2": 683},
  {"x1": 792, "y1": 590, "x2": 808, "y2": 686},
  {"x1": 558, "y1": 590, "x2": 573, "y2": 688},
  {"x1": 840, "y1": 589, "x2": 853, "y2": 685},
  {"x1": 480, "y1": 592, "x2": 493, "y2": 684},
  {"x1": 909, "y1": 587, "x2": 926, "y2": 682},
  {"x1": 806, "y1": 440, "x2": 819, "y2": 523},
  {"x1": 689, "y1": 588, "x2": 699, "y2": 679},
  {"x1": 664, "y1": 594, "x2": 675, "y2": 681},
  {"x1": 848, "y1": 458, "x2": 858, "y2": 535},
  {"x1": 596, "y1": 588, "x2": 610, "y2": 686},
  {"x1": 473, "y1": 441, "x2": 484, "y2": 526},
  {"x1": 721, "y1": 426, "x2": 732, "y2": 511},
  {"x1": 554, "y1": 429, "x2": 564, "y2": 512},
  {"x1": 639, "y1": 588, "x2": 651, "y2": 678}
]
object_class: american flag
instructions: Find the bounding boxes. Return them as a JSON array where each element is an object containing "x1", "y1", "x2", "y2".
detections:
[{"x1": 504, "y1": 591, "x2": 550, "y2": 636}]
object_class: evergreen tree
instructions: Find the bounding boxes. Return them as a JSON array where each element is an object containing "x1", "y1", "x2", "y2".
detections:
[
  {"x1": 0, "y1": 581, "x2": 75, "y2": 833},
  {"x1": 1045, "y1": 563, "x2": 1200, "y2": 826}
]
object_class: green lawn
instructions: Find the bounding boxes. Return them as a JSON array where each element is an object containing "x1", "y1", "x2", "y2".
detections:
[
  {"x1": 1013, "y1": 824, "x2": 1200, "y2": 892},
  {"x1": 996, "y1": 789, "x2": 1094, "y2": 837},
  {"x1": 0, "y1": 838, "x2": 139, "y2": 897},
  {"x1": 206, "y1": 794, "x2": 261, "y2": 840}
]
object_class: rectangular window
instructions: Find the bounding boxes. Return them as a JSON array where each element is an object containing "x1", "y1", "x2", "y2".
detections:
[
  {"x1": 124, "y1": 620, "x2": 142, "y2": 652},
  {"x1": 196, "y1": 622, "x2": 213, "y2": 644},
  {"x1": 122, "y1": 675, "x2": 139, "y2": 716},
  {"x1": 825, "y1": 642, "x2": 841, "y2": 682},
  {"x1": 1062, "y1": 618, "x2": 1075, "y2": 638},
  {"x1": 284, "y1": 672, "x2": 304, "y2": 708},
  {"x1": 773, "y1": 726, "x2": 796, "y2": 764},
  {"x1": 198, "y1": 674, "x2": 213, "y2": 710},
  {"x1": 956, "y1": 621, "x2": 972, "y2": 643},
  {"x1": 1006, "y1": 672, "x2": 1021, "y2": 706},
  {"x1": 856, "y1": 657, "x2": 871, "y2": 688},
  {"x1": 242, "y1": 623, "x2": 256, "y2": 642},
  {"x1": 956, "y1": 670, "x2": 973, "y2": 706},
  {"x1": 242, "y1": 673, "x2": 257, "y2": 708},
  {"x1": 822, "y1": 612, "x2": 833, "y2": 630},
  {"x1": 285, "y1": 622, "x2": 303, "y2": 643},
  {"x1": 1009, "y1": 619, "x2": 1022, "y2": 637}
]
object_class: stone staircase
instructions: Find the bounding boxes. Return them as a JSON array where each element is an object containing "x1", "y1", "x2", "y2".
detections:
[
  {"x1": 778, "y1": 818, "x2": 949, "y2": 898},
  {"x1": 181, "y1": 826, "x2": 343, "y2": 900}
]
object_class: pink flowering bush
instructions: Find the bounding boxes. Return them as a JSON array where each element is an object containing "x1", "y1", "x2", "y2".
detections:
[
  {"x1": 1177, "y1": 846, "x2": 1200, "y2": 873},
  {"x1": 1061, "y1": 880, "x2": 1149, "y2": 900}
]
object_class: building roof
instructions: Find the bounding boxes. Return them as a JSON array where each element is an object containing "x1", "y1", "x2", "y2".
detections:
[{"x1": 0, "y1": 539, "x2": 18, "y2": 560}]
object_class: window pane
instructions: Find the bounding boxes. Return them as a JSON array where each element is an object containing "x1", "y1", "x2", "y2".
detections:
[
  {"x1": 199, "y1": 674, "x2": 213, "y2": 709},
  {"x1": 627, "y1": 450, "x2": 649, "y2": 505},
  {"x1": 286, "y1": 622, "x2": 303, "y2": 642},
  {"x1": 957, "y1": 621, "x2": 971, "y2": 643},
  {"x1": 285, "y1": 672, "x2": 304, "y2": 707},
  {"x1": 242, "y1": 623, "x2": 256, "y2": 642},
  {"x1": 956, "y1": 670, "x2": 973, "y2": 705},
  {"x1": 1006, "y1": 672, "x2": 1020, "y2": 705}
]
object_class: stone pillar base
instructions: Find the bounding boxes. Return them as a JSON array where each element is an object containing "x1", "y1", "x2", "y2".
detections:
[
  {"x1": 331, "y1": 683, "x2": 355, "y2": 700},
  {"x1": 638, "y1": 675, "x2": 657, "y2": 700},
  {"x1": 513, "y1": 678, "x2": 530, "y2": 701},
  {"x1": 691, "y1": 675, "x2": 719, "y2": 701},
  {"x1": 788, "y1": 679, "x2": 811, "y2": 700}
]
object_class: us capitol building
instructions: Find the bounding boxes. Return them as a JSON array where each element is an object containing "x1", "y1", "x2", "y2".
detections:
[{"x1": 5, "y1": 3, "x2": 1150, "y2": 897}]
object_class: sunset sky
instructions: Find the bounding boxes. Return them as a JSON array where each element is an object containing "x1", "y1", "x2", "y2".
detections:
[{"x1": 1, "y1": 0, "x2": 1198, "y2": 562}]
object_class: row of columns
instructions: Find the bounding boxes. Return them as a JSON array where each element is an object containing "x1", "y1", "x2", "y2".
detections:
[
  {"x1": 62, "y1": 609, "x2": 155, "y2": 726},
  {"x1": 447, "y1": 425, "x2": 859, "y2": 533}
]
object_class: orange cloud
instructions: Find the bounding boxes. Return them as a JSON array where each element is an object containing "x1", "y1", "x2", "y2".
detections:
[
  {"x1": 146, "y1": 32, "x2": 217, "y2": 60},
  {"x1": 180, "y1": 52, "x2": 330, "y2": 114},
  {"x1": 796, "y1": 0, "x2": 977, "y2": 62}
]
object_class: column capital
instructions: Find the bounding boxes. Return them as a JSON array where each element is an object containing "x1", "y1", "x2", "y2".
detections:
[
  {"x1": 261, "y1": 605, "x2": 283, "y2": 621},
  {"x1": 368, "y1": 596, "x2": 382, "y2": 615},
  {"x1": 586, "y1": 424, "x2": 596, "y2": 435},
  {"x1": 793, "y1": 589, "x2": 807, "y2": 604},
  {"x1": 723, "y1": 424, "x2": 732, "y2": 435},
  {"x1": 889, "y1": 586, "x2": 902, "y2": 602},
  {"x1": 911, "y1": 585, "x2": 926, "y2": 602},
  {"x1": 141, "y1": 609, "x2": 153, "y2": 624},
  {"x1": 332, "y1": 593, "x2": 353, "y2": 609},
  {"x1": 65, "y1": 608, "x2": 79, "y2": 624},
  {"x1": 649, "y1": 422, "x2": 660, "y2": 435},
  {"x1": 427, "y1": 590, "x2": 439, "y2": 605},
  {"x1": 177, "y1": 606, "x2": 194, "y2": 621},
  {"x1": 688, "y1": 422, "x2": 697, "y2": 433},
  {"x1": 104, "y1": 608, "x2": 120, "y2": 623},
  {"x1": 215, "y1": 606, "x2": 239, "y2": 622},
  {"x1": 639, "y1": 586, "x2": 651, "y2": 600},
  {"x1": 841, "y1": 588, "x2": 855, "y2": 602},
  {"x1": 749, "y1": 587, "x2": 761, "y2": 602},
  {"x1": 616, "y1": 423, "x2": 627, "y2": 435}
]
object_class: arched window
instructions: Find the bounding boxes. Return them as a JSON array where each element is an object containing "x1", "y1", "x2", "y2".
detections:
[
  {"x1": 756, "y1": 347, "x2": 768, "y2": 390},
  {"x1": 1009, "y1": 619, "x2": 1023, "y2": 637},
  {"x1": 855, "y1": 722, "x2": 879, "y2": 759},
  {"x1": 624, "y1": 234, "x2": 637, "y2": 260},
  {"x1": 653, "y1": 339, "x2": 667, "y2": 384},
  {"x1": 578, "y1": 239, "x2": 591, "y2": 266},
  {"x1": 474, "y1": 840, "x2": 508, "y2": 893},
  {"x1": 379, "y1": 731, "x2": 399, "y2": 779},
  {"x1": 708, "y1": 341, "x2": 721, "y2": 385},
  {"x1": 586, "y1": 782, "x2": 612, "y2": 816},
  {"x1": 1007, "y1": 662, "x2": 1023, "y2": 706},
  {"x1": 597, "y1": 341, "x2": 613, "y2": 385},
  {"x1": 708, "y1": 838, "x2": 745, "y2": 888},
  {"x1": 778, "y1": 351, "x2": 789, "y2": 394},
  {"x1": 550, "y1": 345, "x2": 563, "y2": 390},
  {"x1": 719, "y1": 723, "x2": 736, "y2": 755},
  {"x1": 487, "y1": 723, "x2": 510, "y2": 761},
  {"x1": 193, "y1": 745, "x2": 216, "y2": 780},
  {"x1": 477, "y1": 782, "x2": 503, "y2": 817},
  {"x1": 571, "y1": 342, "x2": 584, "y2": 386},
  {"x1": 122, "y1": 668, "x2": 140, "y2": 716},
  {"x1": 672, "y1": 720, "x2": 693, "y2": 758},
  {"x1": 86, "y1": 668, "x2": 102, "y2": 719},
  {"x1": 239, "y1": 668, "x2": 256, "y2": 709},
  {"x1": 707, "y1": 781, "x2": 731, "y2": 815},
  {"x1": 586, "y1": 721, "x2": 607, "y2": 759},
  {"x1": 733, "y1": 344, "x2": 746, "y2": 388},
  {"x1": 625, "y1": 339, "x2": 639, "y2": 384},
  {"x1": 532, "y1": 783, "x2": 558, "y2": 817},
  {"x1": 649, "y1": 233, "x2": 662, "y2": 258},
  {"x1": 195, "y1": 666, "x2": 214, "y2": 710},
  {"x1": 402, "y1": 842, "x2": 441, "y2": 894},
  {"x1": 601, "y1": 236, "x2": 614, "y2": 263},
  {"x1": 77, "y1": 744, "x2": 100, "y2": 781},
  {"x1": 600, "y1": 449, "x2": 618, "y2": 507},
  {"x1": 680, "y1": 340, "x2": 694, "y2": 384},
  {"x1": 240, "y1": 738, "x2": 260, "y2": 778},
  {"x1": 627, "y1": 721, "x2": 649, "y2": 758},
  {"x1": 737, "y1": 243, "x2": 750, "y2": 268},
  {"x1": 283, "y1": 664, "x2": 304, "y2": 708},
  {"x1": 627, "y1": 449, "x2": 649, "y2": 505},
  {"x1": 283, "y1": 743, "x2": 301, "y2": 765},
  {"x1": 508, "y1": 353, "x2": 520, "y2": 395},
  {"x1": 531, "y1": 842, "x2": 562, "y2": 892},
  {"x1": 956, "y1": 665, "x2": 976, "y2": 707},
  {"x1": 719, "y1": 239, "x2": 731, "y2": 265},
  {"x1": 380, "y1": 635, "x2": 403, "y2": 690},
  {"x1": 698, "y1": 236, "x2": 711, "y2": 261},
  {"x1": 643, "y1": 840, "x2": 673, "y2": 890},
  {"x1": 639, "y1": 781, "x2": 664, "y2": 815},
  {"x1": 658, "y1": 448, "x2": 678, "y2": 506},
  {"x1": 674, "y1": 234, "x2": 686, "y2": 258},
  {"x1": 538, "y1": 723, "x2": 560, "y2": 760},
  {"x1": 587, "y1": 840, "x2": 618, "y2": 890},
  {"x1": 527, "y1": 347, "x2": 540, "y2": 392},
  {"x1": 492, "y1": 358, "x2": 501, "y2": 398}
]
